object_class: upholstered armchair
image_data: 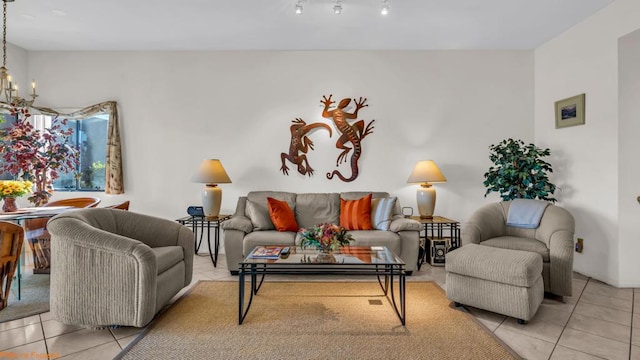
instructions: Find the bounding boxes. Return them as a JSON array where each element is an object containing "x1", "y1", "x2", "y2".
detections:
[
  {"x1": 47, "y1": 208, "x2": 194, "y2": 328},
  {"x1": 461, "y1": 201, "x2": 575, "y2": 297}
]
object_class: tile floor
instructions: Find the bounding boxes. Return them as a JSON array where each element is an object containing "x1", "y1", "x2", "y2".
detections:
[{"x1": 1, "y1": 252, "x2": 638, "y2": 360}]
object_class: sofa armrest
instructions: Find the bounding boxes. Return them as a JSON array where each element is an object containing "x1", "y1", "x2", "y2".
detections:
[
  {"x1": 389, "y1": 216, "x2": 421, "y2": 232},
  {"x1": 222, "y1": 215, "x2": 254, "y2": 234}
]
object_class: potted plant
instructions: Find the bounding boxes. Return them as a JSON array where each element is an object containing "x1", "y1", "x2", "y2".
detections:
[
  {"x1": 483, "y1": 138, "x2": 557, "y2": 202},
  {"x1": 0, "y1": 105, "x2": 78, "y2": 206}
]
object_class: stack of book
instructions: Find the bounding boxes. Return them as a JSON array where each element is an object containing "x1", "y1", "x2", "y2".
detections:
[{"x1": 249, "y1": 246, "x2": 284, "y2": 259}]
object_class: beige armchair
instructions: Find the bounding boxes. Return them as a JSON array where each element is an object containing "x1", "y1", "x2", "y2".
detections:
[
  {"x1": 461, "y1": 201, "x2": 575, "y2": 297},
  {"x1": 47, "y1": 208, "x2": 194, "y2": 328}
]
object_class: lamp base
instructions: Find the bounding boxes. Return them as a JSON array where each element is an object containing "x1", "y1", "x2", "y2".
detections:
[
  {"x1": 416, "y1": 184, "x2": 436, "y2": 219},
  {"x1": 202, "y1": 184, "x2": 222, "y2": 217}
]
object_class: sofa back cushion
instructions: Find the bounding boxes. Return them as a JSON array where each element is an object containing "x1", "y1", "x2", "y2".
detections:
[
  {"x1": 295, "y1": 193, "x2": 340, "y2": 229},
  {"x1": 246, "y1": 191, "x2": 297, "y2": 230}
]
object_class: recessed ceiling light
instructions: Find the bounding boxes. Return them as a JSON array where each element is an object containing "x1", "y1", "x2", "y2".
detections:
[
  {"x1": 21, "y1": 14, "x2": 35, "y2": 20},
  {"x1": 52, "y1": 9, "x2": 66, "y2": 17}
]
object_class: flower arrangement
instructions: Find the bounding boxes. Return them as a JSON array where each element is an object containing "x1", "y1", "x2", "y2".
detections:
[
  {"x1": 0, "y1": 180, "x2": 33, "y2": 199},
  {"x1": 0, "y1": 105, "x2": 78, "y2": 206},
  {"x1": 299, "y1": 223, "x2": 354, "y2": 251}
]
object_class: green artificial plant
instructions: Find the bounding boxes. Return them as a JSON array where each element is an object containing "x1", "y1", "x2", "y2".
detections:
[{"x1": 483, "y1": 138, "x2": 557, "y2": 202}]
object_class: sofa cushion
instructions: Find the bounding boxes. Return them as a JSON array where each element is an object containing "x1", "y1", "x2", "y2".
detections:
[
  {"x1": 340, "y1": 194, "x2": 373, "y2": 230},
  {"x1": 243, "y1": 231, "x2": 296, "y2": 255},
  {"x1": 267, "y1": 197, "x2": 298, "y2": 232},
  {"x1": 295, "y1": 193, "x2": 340, "y2": 229},
  {"x1": 481, "y1": 236, "x2": 550, "y2": 262},
  {"x1": 245, "y1": 191, "x2": 297, "y2": 230},
  {"x1": 371, "y1": 197, "x2": 396, "y2": 231},
  {"x1": 151, "y1": 246, "x2": 184, "y2": 274}
]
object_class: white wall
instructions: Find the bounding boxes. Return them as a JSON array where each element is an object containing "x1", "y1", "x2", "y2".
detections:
[
  {"x1": 618, "y1": 29, "x2": 640, "y2": 287},
  {"x1": 24, "y1": 50, "x2": 533, "y2": 226},
  {"x1": 534, "y1": 0, "x2": 640, "y2": 286}
]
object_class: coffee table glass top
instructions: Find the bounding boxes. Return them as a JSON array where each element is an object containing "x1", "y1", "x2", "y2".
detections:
[{"x1": 242, "y1": 246, "x2": 404, "y2": 265}]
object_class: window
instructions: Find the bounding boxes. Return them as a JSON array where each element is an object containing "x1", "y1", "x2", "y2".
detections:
[{"x1": 33, "y1": 113, "x2": 109, "y2": 191}]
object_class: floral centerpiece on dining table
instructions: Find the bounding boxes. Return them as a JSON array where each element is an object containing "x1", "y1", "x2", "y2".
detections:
[
  {"x1": 0, "y1": 180, "x2": 33, "y2": 212},
  {"x1": 299, "y1": 223, "x2": 355, "y2": 252}
]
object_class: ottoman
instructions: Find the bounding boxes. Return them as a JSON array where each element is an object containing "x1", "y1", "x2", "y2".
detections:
[{"x1": 445, "y1": 244, "x2": 544, "y2": 324}]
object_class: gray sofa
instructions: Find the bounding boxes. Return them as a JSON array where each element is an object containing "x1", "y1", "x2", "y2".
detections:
[
  {"x1": 223, "y1": 191, "x2": 421, "y2": 274},
  {"x1": 47, "y1": 208, "x2": 194, "y2": 328}
]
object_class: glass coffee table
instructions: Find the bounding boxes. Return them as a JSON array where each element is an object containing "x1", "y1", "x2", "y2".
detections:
[{"x1": 238, "y1": 245, "x2": 406, "y2": 325}]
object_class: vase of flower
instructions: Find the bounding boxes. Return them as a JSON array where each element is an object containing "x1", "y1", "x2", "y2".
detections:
[
  {"x1": 0, "y1": 180, "x2": 33, "y2": 212},
  {"x1": 314, "y1": 248, "x2": 337, "y2": 263},
  {"x1": 2, "y1": 197, "x2": 18, "y2": 213},
  {"x1": 299, "y1": 223, "x2": 354, "y2": 263}
]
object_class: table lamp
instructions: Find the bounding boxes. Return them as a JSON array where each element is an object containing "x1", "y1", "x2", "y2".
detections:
[
  {"x1": 407, "y1": 160, "x2": 447, "y2": 219},
  {"x1": 192, "y1": 159, "x2": 232, "y2": 217}
]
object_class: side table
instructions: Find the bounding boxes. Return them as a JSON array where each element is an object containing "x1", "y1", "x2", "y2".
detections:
[
  {"x1": 410, "y1": 216, "x2": 460, "y2": 269},
  {"x1": 176, "y1": 214, "x2": 231, "y2": 267}
]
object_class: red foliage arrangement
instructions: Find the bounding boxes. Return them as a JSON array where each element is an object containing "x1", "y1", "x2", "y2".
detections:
[{"x1": 0, "y1": 105, "x2": 78, "y2": 206}]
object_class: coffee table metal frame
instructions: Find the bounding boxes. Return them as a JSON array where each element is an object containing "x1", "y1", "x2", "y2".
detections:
[{"x1": 238, "y1": 246, "x2": 406, "y2": 325}]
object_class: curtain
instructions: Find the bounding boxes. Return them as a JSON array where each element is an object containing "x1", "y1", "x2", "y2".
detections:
[{"x1": 33, "y1": 101, "x2": 124, "y2": 194}]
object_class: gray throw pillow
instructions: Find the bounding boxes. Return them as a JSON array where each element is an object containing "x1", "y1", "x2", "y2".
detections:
[
  {"x1": 370, "y1": 197, "x2": 397, "y2": 231},
  {"x1": 245, "y1": 199, "x2": 275, "y2": 230}
]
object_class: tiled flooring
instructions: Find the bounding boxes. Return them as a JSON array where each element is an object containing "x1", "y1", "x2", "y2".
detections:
[{"x1": 1, "y1": 252, "x2": 638, "y2": 360}]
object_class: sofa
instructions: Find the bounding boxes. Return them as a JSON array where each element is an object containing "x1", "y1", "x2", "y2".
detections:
[
  {"x1": 223, "y1": 191, "x2": 421, "y2": 274},
  {"x1": 47, "y1": 208, "x2": 194, "y2": 328},
  {"x1": 461, "y1": 201, "x2": 575, "y2": 297}
]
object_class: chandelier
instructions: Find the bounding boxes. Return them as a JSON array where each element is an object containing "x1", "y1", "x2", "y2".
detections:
[{"x1": 0, "y1": 0, "x2": 37, "y2": 107}]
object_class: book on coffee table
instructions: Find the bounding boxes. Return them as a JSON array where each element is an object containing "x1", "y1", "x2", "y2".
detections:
[{"x1": 249, "y1": 246, "x2": 283, "y2": 259}]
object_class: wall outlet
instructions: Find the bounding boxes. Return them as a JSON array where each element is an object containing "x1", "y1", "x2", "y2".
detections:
[{"x1": 575, "y1": 238, "x2": 584, "y2": 253}]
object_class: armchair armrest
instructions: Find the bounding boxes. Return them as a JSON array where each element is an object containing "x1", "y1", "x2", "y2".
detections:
[
  {"x1": 461, "y1": 203, "x2": 507, "y2": 245},
  {"x1": 389, "y1": 216, "x2": 421, "y2": 232}
]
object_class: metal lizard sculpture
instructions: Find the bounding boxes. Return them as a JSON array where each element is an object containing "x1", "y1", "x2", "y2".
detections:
[
  {"x1": 321, "y1": 94, "x2": 375, "y2": 182},
  {"x1": 280, "y1": 118, "x2": 332, "y2": 176}
]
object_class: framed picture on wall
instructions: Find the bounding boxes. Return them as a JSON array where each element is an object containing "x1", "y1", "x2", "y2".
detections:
[{"x1": 555, "y1": 93, "x2": 585, "y2": 129}]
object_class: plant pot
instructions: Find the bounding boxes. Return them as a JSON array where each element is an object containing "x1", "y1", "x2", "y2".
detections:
[{"x1": 2, "y1": 197, "x2": 18, "y2": 213}]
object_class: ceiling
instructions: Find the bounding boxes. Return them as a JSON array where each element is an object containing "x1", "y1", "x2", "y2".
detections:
[{"x1": 5, "y1": 0, "x2": 615, "y2": 51}]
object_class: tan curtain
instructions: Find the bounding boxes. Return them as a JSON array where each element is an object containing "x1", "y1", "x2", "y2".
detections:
[{"x1": 33, "y1": 101, "x2": 124, "y2": 194}]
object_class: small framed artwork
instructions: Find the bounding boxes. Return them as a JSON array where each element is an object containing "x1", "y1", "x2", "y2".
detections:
[{"x1": 555, "y1": 93, "x2": 585, "y2": 129}]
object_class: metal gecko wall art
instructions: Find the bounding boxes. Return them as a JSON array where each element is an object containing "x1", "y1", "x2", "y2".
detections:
[{"x1": 279, "y1": 94, "x2": 375, "y2": 182}]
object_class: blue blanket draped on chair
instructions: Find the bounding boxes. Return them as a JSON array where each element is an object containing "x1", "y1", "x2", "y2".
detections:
[{"x1": 506, "y1": 199, "x2": 549, "y2": 229}]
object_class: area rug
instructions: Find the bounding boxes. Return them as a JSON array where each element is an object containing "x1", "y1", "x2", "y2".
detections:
[
  {"x1": 0, "y1": 274, "x2": 49, "y2": 323},
  {"x1": 117, "y1": 281, "x2": 520, "y2": 359}
]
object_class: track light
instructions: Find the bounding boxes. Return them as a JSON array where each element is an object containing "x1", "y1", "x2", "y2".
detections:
[
  {"x1": 381, "y1": 0, "x2": 390, "y2": 15},
  {"x1": 333, "y1": 1, "x2": 342, "y2": 15},
  {"x1": 295, "y1": 2, "x2": 303, "y2": 15}
]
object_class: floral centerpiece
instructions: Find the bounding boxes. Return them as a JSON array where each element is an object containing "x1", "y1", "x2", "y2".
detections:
[
  {"x1": 0, "y1": 105, "x2": 78, "y2": 206},
  {"x1": 0, "y1": 180, "x2": 33, "y2": 212},
  {"x1": 299, "y1": 223, "x2": 354, "y2": 252}
]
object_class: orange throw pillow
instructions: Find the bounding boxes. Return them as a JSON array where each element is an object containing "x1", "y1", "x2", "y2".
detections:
[
  {"x1": 267, "y1": 197, "x2": 298, "y2": 232},
  {"x1": 340, "y1": 193, "x2": 373, "y2": 230}
]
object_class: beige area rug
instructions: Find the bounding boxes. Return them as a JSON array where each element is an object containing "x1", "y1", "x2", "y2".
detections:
[{"x1": 117, "y1": 281, "x2": 521, "y2": 360}]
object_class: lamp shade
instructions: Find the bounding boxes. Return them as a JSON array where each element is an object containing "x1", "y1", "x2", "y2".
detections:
[
  {"x1": 192, "y1": 159, "x2": 232, "y2": 185},
  {"x1": 407, "y1": 160, "x2": 447, "y2": 184},
  {"x1": 192, "y1": 159, "x2": 231, "y2": 217},
  {"x1": 407, "y1": 160, "x2": 446, "y2": 219}
]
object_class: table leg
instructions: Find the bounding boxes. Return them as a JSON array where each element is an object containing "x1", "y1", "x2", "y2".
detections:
[{"x1": 206, "y1": 221, "x2": 217, "y2": 267}]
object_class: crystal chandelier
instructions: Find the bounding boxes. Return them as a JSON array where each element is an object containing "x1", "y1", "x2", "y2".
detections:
[{"x1": 0, "y1": 0, "x2": 37, "y2": 107}]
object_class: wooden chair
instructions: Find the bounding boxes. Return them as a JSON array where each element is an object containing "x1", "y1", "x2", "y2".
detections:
[
  {"x1": 104, "y1": 200, "x2": 130, "y2": 210},
  {"x1": 0, "y1": 221, "x2": 24, "y2": 310},
  {"x1": 24, "y1": 197, "x2": 101, "y2": 274}
]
